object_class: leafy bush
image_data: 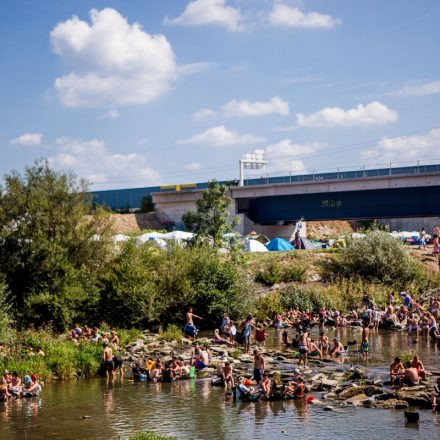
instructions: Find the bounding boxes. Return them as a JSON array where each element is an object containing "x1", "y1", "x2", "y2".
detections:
[
  {"x1": 256, "y1": 262, "x2": 307, "y2": 286},
  {"x1": 253, "y1": 292, "x2": 283, "y2": 321},
  {"x1": 158, "y1": 324, "x2": 183, "y2": 343},
  {"x1": 283, "y1": 266, "x2": 307, "y2": 283},
  {"x1": 333, "y1": 231, "x2": 421, "y2": 287},
  {"x1": 256, "y1": 263, "x2": 283, "y2": 286},
  {"x1": 280, "y1": 285, "x2": 332, "y2": 313}
]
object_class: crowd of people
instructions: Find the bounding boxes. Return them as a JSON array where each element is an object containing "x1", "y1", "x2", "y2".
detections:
[{"x1": 0, "y1": 371, "x2": 42, "y2": 402}]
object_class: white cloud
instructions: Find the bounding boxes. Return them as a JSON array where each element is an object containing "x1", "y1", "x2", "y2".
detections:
[
  {"x1": 269, "y1": 4, "x2": 341, "y2": 29},
  {"x1": 99, "y1": 109, "x2": 119, "y2": 119},
  {"x1": 221, "y1": 96, "x2": 289, "y2": 117},
  {"x1": 184, "y1": 162, "x2": 202, "y2": 171},
  {"x1": 266, "y1": 139, "x2": 326, "y2": 172},
  {"x1": 193, "y1": 108, "x2": 217, "y2": 119},
  {"x1": 361, "y1": 128, "x2": 440, "y2": 163},
  {"x1": 178, "y1": 125, "x2": 264, "y2": 147},
  {"x1": 165, "y1": 0, "x2": 245, "y2": 32},
  {"x1": 296, "y1": 101, "x2": 398, "y2": 128},
  {"x1": 48, "y1": 137, "x2": 160, "y2": 188},
  {"x1": 51, "y1": 8, "x2": 178, "y2": 108},
  {"x1": 10, "y1": 133, "x2": 43, "y2": 146},
  {"x1": 389, "y1": 80, "x2": 440, "y2": 97}
]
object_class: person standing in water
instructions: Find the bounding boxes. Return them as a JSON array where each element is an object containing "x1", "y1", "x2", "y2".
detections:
[
  {"x1": 360, "y1": 321, "x2": 370, "y2": 358},
  {"x1": 102, "y1": 343, "x2": 115, "y2": 381},
  {"x1": 253, "y1": 349, "x2": 265, "y2": 384}
]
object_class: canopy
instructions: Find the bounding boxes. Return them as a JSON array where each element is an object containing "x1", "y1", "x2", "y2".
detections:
[
  {"x1": 162, "y1": 231, "x2": 194, "y2": 240},
  {"x1": 113, "y1": 234, "x2": 131, "y2": 242},
  {"x1": 137, "y1": 232, "x2": 166, "y2": 243},
  {"x1": 266, "y1": 237, "x2": 294, "y2": 252},
  {"x1": 244, "y1": 239, "x2": 268, "y2": 253}
]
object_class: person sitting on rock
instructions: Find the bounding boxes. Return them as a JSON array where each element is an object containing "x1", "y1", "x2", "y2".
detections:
[
  {"x1": 390, "y1": 357, "x2": 405, "y2": 386},
  {"x1": 258, "y1": 371, "x2": 271, "y2": 396},
  {"x1": 432, "y1": 377, "x2": 440, "y2": 412},
  {"x1": 213, "y1": 329, "x2": 234, "y2": 347},
  {"x1": 330, "y1": 338, "x2": 345, "y2": 357},
  {"x1": 411, "y1": 355, "x2": 426, "y2": 381},
  {"x1": 149, "y1": 361, "x2": 163, "y2": 383},
  {"x1": 403, "y1": 361, "x2": 419, "y2": 386}
]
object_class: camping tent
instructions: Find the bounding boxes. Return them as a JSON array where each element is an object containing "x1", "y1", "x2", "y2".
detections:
[
  {"x1": 162, "y1": 231, "x2": 194, "y2": 241},
  {"x1": 137, "y1": 232, "x2": 166, "y2": 243},
  {"x1": 266, "y1": 237, "x2": 294, "y2": 252},
  {"x1": 244, "y1": 239, "x2": 269, "y2": 253}
]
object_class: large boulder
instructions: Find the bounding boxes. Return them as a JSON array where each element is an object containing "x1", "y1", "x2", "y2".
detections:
[
  {"x1": 364, "y1": 385, "x2": 384, "y2": 397},
  {"x1": 395, "y1": 389, "x2": 431, "y2": 409},
  {"x1": 337, "y1": 386, "x2": 364, "y2": 400}
]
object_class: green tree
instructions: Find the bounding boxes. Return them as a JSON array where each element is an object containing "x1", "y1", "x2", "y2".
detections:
[
  {"x1": 0, "y1": 161, "x2": 114, "y2": 330},
  {"x1": 139, "y1": 195, "x2": 154, "y2": 213},
  {"x1": 182, "y1": 180, "x2": 238, "y2": 247}
]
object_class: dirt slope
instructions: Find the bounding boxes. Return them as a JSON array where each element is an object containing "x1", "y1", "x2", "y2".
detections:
[{"x1": 111, "y1": 213, "x2": 164, "y2": 233}]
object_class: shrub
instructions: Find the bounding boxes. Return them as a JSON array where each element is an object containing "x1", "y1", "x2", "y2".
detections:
[
  {"x1": 280, "y1": 285, "x2": 332, "y2": 313},
  {"x1": 282, "y1": 266, "x2": 307, "y2": 283},
  {"x1": 158, "y1": 324, "x2": 183, "y2": 343},
  {"x1": 334, "y1": 231, "x2": 420, "y2": 287},
  {"x1": 256, "y1": 263, "x2": 283, "y2": 286},
  {"x1": 253, "y1": 292, "x2": 283, "y2": 321}
]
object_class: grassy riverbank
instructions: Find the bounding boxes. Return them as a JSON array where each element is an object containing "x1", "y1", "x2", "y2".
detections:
[{"x1": 0, "y1": 327, "x2": 141, "y2": 380}]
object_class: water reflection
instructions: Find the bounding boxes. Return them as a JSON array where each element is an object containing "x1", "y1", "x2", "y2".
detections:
[{"x1": 1, "y1": 329, "x2": 439, "y2": 440}]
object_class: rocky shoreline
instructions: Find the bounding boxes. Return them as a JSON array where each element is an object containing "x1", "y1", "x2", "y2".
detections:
[{"x1": 124, "y1": 331, "x2": 439, "y2": 412}]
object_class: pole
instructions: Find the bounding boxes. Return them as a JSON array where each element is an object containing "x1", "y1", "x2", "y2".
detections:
[{"x1": 239, "y1": 160, "x2": 244, "y2": 186}]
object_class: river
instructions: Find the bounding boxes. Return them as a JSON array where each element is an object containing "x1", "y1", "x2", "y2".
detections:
[{"x1": 1, "y1": 328, "x2": 439, "y2": 440}]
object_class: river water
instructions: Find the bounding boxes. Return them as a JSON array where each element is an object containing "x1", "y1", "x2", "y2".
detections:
[{"x1": 1, "y1": 328, "x2": 439, "y2": 440}]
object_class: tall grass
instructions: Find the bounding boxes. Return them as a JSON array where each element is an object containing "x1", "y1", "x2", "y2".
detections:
[
  {"x1": 0, "y1": 327, "x2": 139, "y2": 381},
  {"x1": 127, "y1": 432, "x2": 175, "y2": 440},
  {"x1": 158, "y1": 324, "x2": 183, "y2": 343}
]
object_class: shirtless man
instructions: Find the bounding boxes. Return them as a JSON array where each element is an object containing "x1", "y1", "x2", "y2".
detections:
[
  {"x1": 253, "y1": 349, "x2": 265, "y2": 384},
  {"x1": 360, "y1": 322, "x2": 370, "y2": 358},
  {"x1": 403, "y1": 361, "x2": 419, "y2": 386},
  {"x1": 411, "y1": 355, "x2": 426, "y2": 381},
  {"x1": 8, "y1": 371, "x2": 21, "y2": 396},
  {"x1": 330, "y1": 338, "x2": 345, "y2": 357},
  {"x1": 390, "y1": 357, "x2": 405, "y2": 386},
  {"x1": 185, "y1": 307, "x2": 203, "y2": 339},
  {"x1": 222, "y1": 361, "x2": 234, "y2": 390},
  {"x1": 297, "y1": 329, "x2": 309, "y2": 367},
  {"x1": 102, "y1": 343, "x2": 115, "y2": 380}
]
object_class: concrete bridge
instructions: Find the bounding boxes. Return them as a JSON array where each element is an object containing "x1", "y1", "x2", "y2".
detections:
[{"x1": 152, "y1": 171, "x2": 440, "y2": 238}]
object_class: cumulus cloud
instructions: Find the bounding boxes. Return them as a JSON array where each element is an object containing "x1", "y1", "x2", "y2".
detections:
[
  {"x1": 178, "y1": 125, "x2": 264, "y2": 147},
  {"x1": 296, "y1": 101, "x2": 398, "y2": 128},
  {"x1": 266, "y1": 139, "x2": 326, "y2": 172},
  {"x1": 99, "y1": 109, "x2": 120, "y2": 119},
  {"x1": 221, "y1": 96, "x2": 289, "y2": 117},
  {"x1": 388, "y1": 80, "x2": 440, "y2": 97},
  {"x1": 361, "y1": 128, "x2": 440, "y2": 163},
  {"x1": 193, "y1": 108, "x2": 217, "y2": 119},
  {"x1": 269, "y1": 3, "x2": 341, "y2": 28},
  {"x1": 10, "y1": 133, "x2": 43, "y2": 146},
  {"x1": 165, "y1": 0, "x2": 245, "y2": 32},
  {"x1": 48, "y1": 137, "x2": 160, "y2": 188},
  {"x1": 51, "y1": 8, "x2": 178, "y2": 108},
  {"x1": 184, "y1": 162, "x2": 202, "y2": 171}
]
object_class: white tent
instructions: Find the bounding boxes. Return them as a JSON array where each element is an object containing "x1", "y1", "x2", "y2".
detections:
[
  {"x1": 113, "y1": 234, "x2": 131, "y2": 242},
  {"x1": 162, "y1": 231, "x2": 194, "y2": 240},
  {"x1": 244, "y1": 239, "x2": 268, "y2": 253},
  {"x1": 137, "y1": 232, "x2": 166, "y2": 243}
]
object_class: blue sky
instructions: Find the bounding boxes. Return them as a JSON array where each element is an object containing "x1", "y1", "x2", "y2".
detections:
[{"x1": 1, "y1": 0, "x2": 440, "y2": 189}]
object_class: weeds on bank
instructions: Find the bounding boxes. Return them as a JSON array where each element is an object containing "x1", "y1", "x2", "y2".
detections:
[{"x1": 158, "y1": 324, "x2": 183, "y2": 343}]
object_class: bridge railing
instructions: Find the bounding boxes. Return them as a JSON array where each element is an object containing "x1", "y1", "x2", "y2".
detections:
[{"x1": 240, "y1": 160, "x2": 440, "y2": 187}]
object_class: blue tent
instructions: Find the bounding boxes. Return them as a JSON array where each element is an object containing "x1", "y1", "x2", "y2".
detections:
[{"x1": 266, "y1": 237, "x2": 294, "y2": 252}]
